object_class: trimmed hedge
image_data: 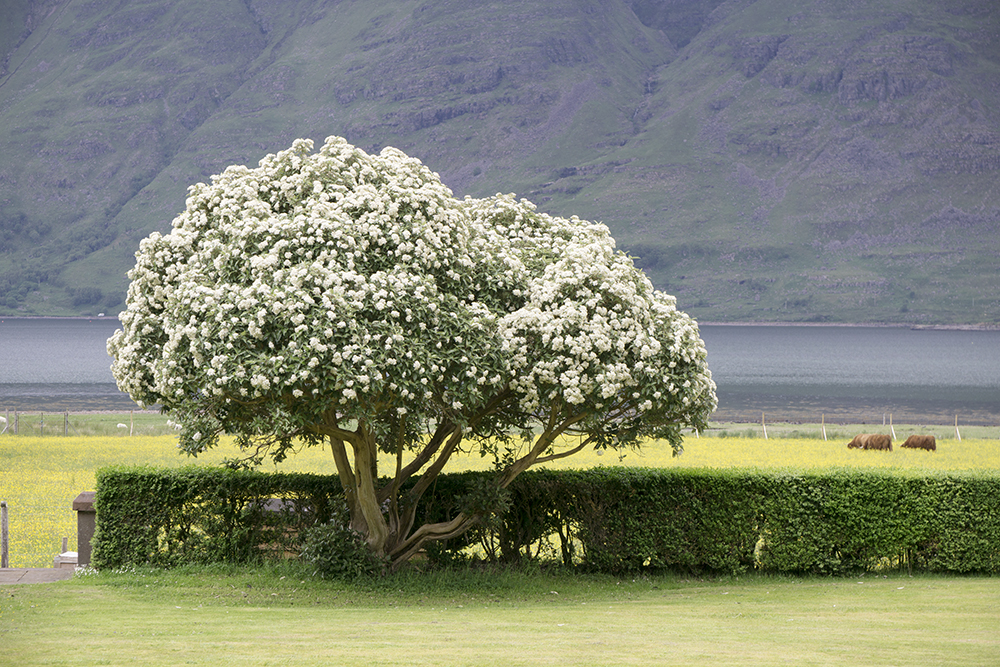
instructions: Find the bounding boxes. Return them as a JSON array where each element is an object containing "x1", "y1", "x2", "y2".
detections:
[
  {"x1": 537, "y1": 468, "x2": 1000, "y2": 574},
  {"x1": 92, "y1": 466, "x2": 1000, "y2": 574},
  {"x1": 92, "y1": 466, "x2": 339, "y2": 569}
]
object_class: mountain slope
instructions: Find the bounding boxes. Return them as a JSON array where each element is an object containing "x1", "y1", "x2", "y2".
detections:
[
  {"x1": 546, "y1": 0, "x2": 1000, "y2": 323},
  {"x1": 1, "y1": 0, "x2": 998, "y2": 324}
]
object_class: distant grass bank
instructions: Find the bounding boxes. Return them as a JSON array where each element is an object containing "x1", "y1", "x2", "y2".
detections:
[
  {"x1": 2, "y1": 410, "x2": 996, "y2": 439},
  {"x1": 2, "y1": 565, "x2": 998, "y2": 667},
  {"x1": 1, "y1": 410, "x2": 177, "y2": 437}
]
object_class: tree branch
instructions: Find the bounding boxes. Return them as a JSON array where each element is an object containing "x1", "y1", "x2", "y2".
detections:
[
  {"x1": 389, "y1": 512, "x2": 473, "y2": 568},
  {"x1": 498, "y1": 406, "x2": 589, "y2": 488},
  {"x1": 379, "y1": 420, "x2": 456, "y2": 505},
  {"x1": 393, "y1": 426, "x2": 464, "y2": 548},
  {"x1": 533, "y1": 435, "x2": 594, "y2": 464}
]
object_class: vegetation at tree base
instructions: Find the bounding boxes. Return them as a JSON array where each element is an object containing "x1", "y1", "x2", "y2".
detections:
[
  {"x1": 2, "y1": 0, "x2": 999, "y2": 324},
  {"x1": 300, "y1": 518, "x2": 390, "y2": 579},
  {"x1": 106, "y1": 136, "x2": 717, "y2": 567},
  {"x1": 91, "y1": 465, "x2": 1000, "y2": 575}
]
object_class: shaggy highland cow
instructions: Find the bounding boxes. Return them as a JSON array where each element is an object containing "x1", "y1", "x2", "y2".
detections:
[
  {"x1": 901, "y1": 435, "x2": 936, "y2": 451},
  {"x1": 847, "y1": 433, "x2": 893, "y2": 451}
]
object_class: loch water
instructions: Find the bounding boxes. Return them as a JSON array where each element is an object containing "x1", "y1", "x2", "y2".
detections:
[
  {"x1": 700, "y1": 325, "x2": 1000, "y2": 425},
  {"x1": 0, "y1": 318, "x2": 130, "y2": 412},
  {"x1": 1, "y1": 318, "x2": 998, "y2": 425}
]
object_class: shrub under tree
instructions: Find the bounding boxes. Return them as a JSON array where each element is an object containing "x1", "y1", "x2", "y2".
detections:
[{"x1": 107, "y1": 136, "x2": 716, "y2": 568}]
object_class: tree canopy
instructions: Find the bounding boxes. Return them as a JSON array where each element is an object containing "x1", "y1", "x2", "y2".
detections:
[{"x1": 108, "y1": 136, "x2": 716, "y2": 566}]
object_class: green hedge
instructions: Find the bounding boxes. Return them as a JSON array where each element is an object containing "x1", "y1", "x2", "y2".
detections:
[
  {"x1": 92, "y1": 466, "x2": 339, "y2": 569},
  {"x1": 92, "y1": 466, "x2": 1000, "y2": 574}
]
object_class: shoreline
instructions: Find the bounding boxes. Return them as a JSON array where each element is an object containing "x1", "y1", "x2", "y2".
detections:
[
  {"x1": 698, "y1": 321, "x2": 1000, "y2": 331},
  {"x1": 1, "y1": 409, "x2": 992, "y2": 428},
  {"x1": 1, "y1": 315, "x2": 998, "y2": 331},
  {"x1": 0, "y1": 315, "x2": 120, "y2": 321}
]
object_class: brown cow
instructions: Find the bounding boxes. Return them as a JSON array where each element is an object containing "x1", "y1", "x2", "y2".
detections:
[
  {"x1": 847, "y1": 433, "x2": 893, "y2": 451},
  {"x1": 901, "y1": 435, "x2": 936, "y2": 451}
]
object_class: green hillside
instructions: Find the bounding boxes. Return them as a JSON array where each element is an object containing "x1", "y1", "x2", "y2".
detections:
[{"x1": 1, "y1": 0, "x2": 998, "y2": 324}]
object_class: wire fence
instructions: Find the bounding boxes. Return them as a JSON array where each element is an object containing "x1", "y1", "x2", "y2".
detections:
[
  {"x1": 700, "y1": 412, "x2": 988, "y2": 441},
  {"x1": 1, "y1": 410, "x2": 180, "y2": 438},
  {"x1": 711, "y1": 397, "x2": 1000, "y2": 430},
  {"x1": 1, "y1": 406, "x2": 996, "y2": 440}
]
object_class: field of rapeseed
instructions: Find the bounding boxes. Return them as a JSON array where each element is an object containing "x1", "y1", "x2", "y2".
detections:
[
  {"x1": 0, "y1": 435, "x2": 339, "y2": 567},
  {"x1": 2, "y1": 428, "x2": 997, "y2": 567}
]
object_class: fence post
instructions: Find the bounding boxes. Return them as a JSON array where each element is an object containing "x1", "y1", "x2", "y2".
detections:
[
  {"x1": 64, "y1": 411, "x2": 69, "y2": 437},
  {"x1": 2, "y1": 500, "x2": 9, "y2": 568},
  {"x1": 74, "y1": 492, "x2": 97, "y2": 567},
  {"x1": 13, "y1": 411, "x2": 17, "y2": 434}
]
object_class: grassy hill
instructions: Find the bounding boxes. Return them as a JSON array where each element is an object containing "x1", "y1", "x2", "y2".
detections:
[{"x1": 1, "y1": 0, "x2": 998, "y2": 324}]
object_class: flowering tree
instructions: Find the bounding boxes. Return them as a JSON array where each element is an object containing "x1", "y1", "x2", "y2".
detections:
[{"x1": 108, "y1": 136, "x2": 716, "y2": 567}]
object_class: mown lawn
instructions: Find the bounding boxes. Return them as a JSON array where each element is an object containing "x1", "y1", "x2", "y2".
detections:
[{"x1": 2, "y1": 565, "x2": 998, "y2": 666}]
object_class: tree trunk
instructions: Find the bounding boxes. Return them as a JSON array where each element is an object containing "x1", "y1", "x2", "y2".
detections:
[
  {"x1": 322, "y1": 401, "x2": 585, "y2": 568},
  {"x1": 349, "y1": 425, "x2": 390, "y2": 555}
]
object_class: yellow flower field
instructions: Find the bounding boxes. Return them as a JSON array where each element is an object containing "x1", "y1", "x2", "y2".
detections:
[{"x1": 2, "y1": 432, "x2": 998, "y2": 567}]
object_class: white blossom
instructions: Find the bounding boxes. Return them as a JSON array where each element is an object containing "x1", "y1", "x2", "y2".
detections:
[{"x1": 108, "y1": 135, "x2": 715, "y2": 457}]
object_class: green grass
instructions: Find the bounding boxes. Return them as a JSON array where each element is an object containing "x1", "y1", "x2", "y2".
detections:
[
  {"x1": 3, "y1": 411, "x2": 182, "y2": 438},
  {"x1": 703, "y1": 420, "x2": 998, "y2": 442},
  {"x1": 3, "y1": 414, "x2": 998, "y2": 664},
  {"x1": 2, "y1": 564, "x2": 998, "y2": 666},
  {"x1": 4, "y1": 411, "x2": 994, "y2": 441}
]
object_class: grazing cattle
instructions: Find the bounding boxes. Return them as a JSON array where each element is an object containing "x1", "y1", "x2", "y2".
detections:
[
  {"x1": 901, "y1": 435, "x2": 936, "y2": 451},
  {"x1": 847, "y1": 433, "x2": 893, "y2": 451}
]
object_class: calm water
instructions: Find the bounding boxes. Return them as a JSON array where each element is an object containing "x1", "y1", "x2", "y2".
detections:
[
  {"x1": 1, "y1": 319, "x2": 998, "y2": 424},
  {"x1": 700, "y1": 325, "x2": 1000, "y2": 425},
  {"x1": 0, "y1": 318, "x2": 130, "y2": 412}
]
